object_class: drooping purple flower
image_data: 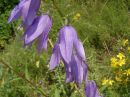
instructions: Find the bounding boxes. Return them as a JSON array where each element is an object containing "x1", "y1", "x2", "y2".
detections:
[
  {"x1": 85, "y1": 81, "x2": 102, "y2": 97},
  {"x1": 23, "y1": 14, "x2": 52, "y2": 53},
  {"x1": 8, "y1": 0, "x2": 41, "y2": 29},
  {"x1": 58, "y1": 26, "x2": 86, "y2": 63},
  {"x1": 49, "y1": 25, "x2": 87, "y2": 84}
]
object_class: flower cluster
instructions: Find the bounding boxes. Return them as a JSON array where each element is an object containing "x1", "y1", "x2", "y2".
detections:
[
  {"x1": 102, "y1": 39, "x2": 130, "y2": 87},
  {"x1": 102, "y1": 79, "x2": 114, "y2": 86},
  {"x1": 111, "y1": 52, "x2": 126, "y2": 67},
  {"x1": 8, "y1": 0, "x2": 102, "y2": 97},
  {"x1": 49, "y1": 26, "x2": 87, "y2": 84},
  {"x1": 8, "y1": 0, "x2": 52, "y2": 53}
]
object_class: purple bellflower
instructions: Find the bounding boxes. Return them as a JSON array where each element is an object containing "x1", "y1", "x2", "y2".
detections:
[
  {"x1": 8, "y1": 0, "x2": 41, "y2": 29},
  {"x1": 23, "y1": 14, "x2": 52, "y2": 53},
  {"x1": 85, "y1": 81, "x2": 102, "y2": 97},
  {"x1": 50, "y1": 26, "x2": 88, "y2": 84}
]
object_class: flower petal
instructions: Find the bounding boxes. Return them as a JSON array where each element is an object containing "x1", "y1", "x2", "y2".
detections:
[
  {"x1": 37, "y1": 16, "x2": 52, "y2": 52},
  {"x1": 24, "y1": 15, "x2": 51, "y2": 45},
  {"x1": 8, "y1": 2, "x2": 24, "y2": 23},
  {"x1": 22, "y1": 0, "x2": 41, "y2": 28},
  {"x1": 63, "y1": 60, "x2": 73, "y2": 83},
  {"x1": 71, "y1": 54, "x2": 84, "y2": 84},
  {"x1": 49, "y1": 44, "x2": 61, "y2": 70},
  {"x1": 85, "y1": 81, "x2": 102, "y2": 97},
  {"x1": 74, "y1": 39, "x2": 86, "y2": 60},
  {"x1": 59, "y1": 26, "x2": 77, "y2": 63},
  {"x1": 82, "y1": 62, "x2": 88, "y2": 81}
]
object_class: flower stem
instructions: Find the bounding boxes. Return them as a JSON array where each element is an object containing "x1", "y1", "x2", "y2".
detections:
[{"x1": 48, "y1": 38, "x2": 54, "y2": 48}]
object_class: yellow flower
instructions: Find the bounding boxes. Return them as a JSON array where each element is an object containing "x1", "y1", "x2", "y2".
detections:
[
  {"x1": 111, "y1": 57, "x2": 118, "y2": 67},
  {"x1": 122, "y1": 39, "x2": 128, "y2": 46},
  {"x1": 73, "y1": 13, "x2": 81, "y2": 20},
  {"x1": 102, "y1": 79, "x2": 114, "y2": 86},
  {"x1": 118, "y1": 59, "x2": 126, "y2": 66},
  {"x1": 123, "y1": 69, "x2": 130, "y2": 76},
  {"x1": 102, "y1": 79, "x2": 109, "y2": 85},
  {"x1": 76, "y1": 13, "x2": 81, "y2": 17},
  {"x1": 108, "y1": 80, "x2": 114, "y2": 86},
  {"x1": 117, "y1": 53, "x2": 125, "y2": 60}
]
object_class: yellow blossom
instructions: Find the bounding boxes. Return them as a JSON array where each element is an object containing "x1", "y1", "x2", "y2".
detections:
[
  {"x1": 102, "y1": 79, "x2": 109, "y2": 85},
  {"x1": 122, "y1": 39, "x2": 129, "y2": 46},
  {"x1": 76, "y1": 13, "x2": 81, "y2": 17},
  {"x1": 111, "y1": 57, "x2": 118, "y2": 67},
  {"x1": 108, "y1": 80, "x2": 114, "y2": 86},
  {"x1": 123, "y1": 69, "x2": 130, "y2": 76},
  {"x1": 117, "y1": 53, "x2": 125, "y2": 60},
  {"x1": 102, "y1": 79, "x2": 114, "y2": 86},
  {"x1": 73, "y1": 13, "x2": 81, "y2": 20},
  {"x1": 118, "y1": 59, "x2": 126, "y2": 66}
]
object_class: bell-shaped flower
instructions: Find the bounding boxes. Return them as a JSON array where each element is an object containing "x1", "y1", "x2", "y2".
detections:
[
  {"x1": 58, "y1": 26, "x2": 86, "y2": 63},
  {"x1": 49, "y1": 26, "x2": 87, "y2": 84},
  {"x1": 8, "y1": 0, "x2": 41, "y2": 28},
  {"x1": 23, "y1": 14, "x2": 52, "y2": 53},
  {"x1": 85, "y1": 81, "x2": 102, "y2": 97}
]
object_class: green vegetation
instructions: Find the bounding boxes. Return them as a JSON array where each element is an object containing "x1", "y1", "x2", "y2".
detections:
[
  {"x1": 0, "y1": 0, "x2": 130, "y2": 97},
  {"x1": 0, "y1": 0, "x2": 18, "y2": 50}
]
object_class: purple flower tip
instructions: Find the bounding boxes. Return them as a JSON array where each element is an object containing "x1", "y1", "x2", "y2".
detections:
[
  {"x1": 85, "y1": 81, "x2": 102, "y2": 97},
  {"x1": 8, "y1": 0, "x2": 41, "y2": 29}
]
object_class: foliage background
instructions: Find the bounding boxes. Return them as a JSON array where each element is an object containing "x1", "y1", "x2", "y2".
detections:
[{"x1": 0, "y1": 0, "x2": 130, "y2": 97}]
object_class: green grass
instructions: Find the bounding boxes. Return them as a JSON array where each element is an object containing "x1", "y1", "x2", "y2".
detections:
[{"x1": 0, "y1": 0, "x2": 130, "y2": 97}]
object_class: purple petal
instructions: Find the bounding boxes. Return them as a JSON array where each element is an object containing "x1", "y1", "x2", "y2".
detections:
[
  {"x1": 85, "y1": 81, "x2": 102, "y2": 97},
  {"x1": 49, "y1": 44, "x2": 61, "y2": 70},
  {"x1": 37, "y1": 34, "x2": 48, "y2": 53},
  {"x1": 8, "y1": 0, "x2": 25, "y2": 23},
  {"x1": 71, "y1": 54, "x2": 84, "y2": 84},
  {"x1": 74, "y1": 39, "x2": 86, "y2": 60},
  {"x1": 82, "y1": 62, "x2": 88, "y2": 81},
  {"x1": 22, "y1": 0, "x2": 41, "y2": 28},
  {"x1": 59, "y1": 26, "x2": 77, "y2": 63},
  {"x1": 63, "y1": 60, "x2": 73, "y2": 83},
  {"x1": 24, "y1": 15, "x2": 51, "y2": 45},
  {"x1": 21, "y1": 17, "x2": 37, "y2": 40},
  {"x1": 37, "y1": 16, "x2": 52, "y2": 52}
]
